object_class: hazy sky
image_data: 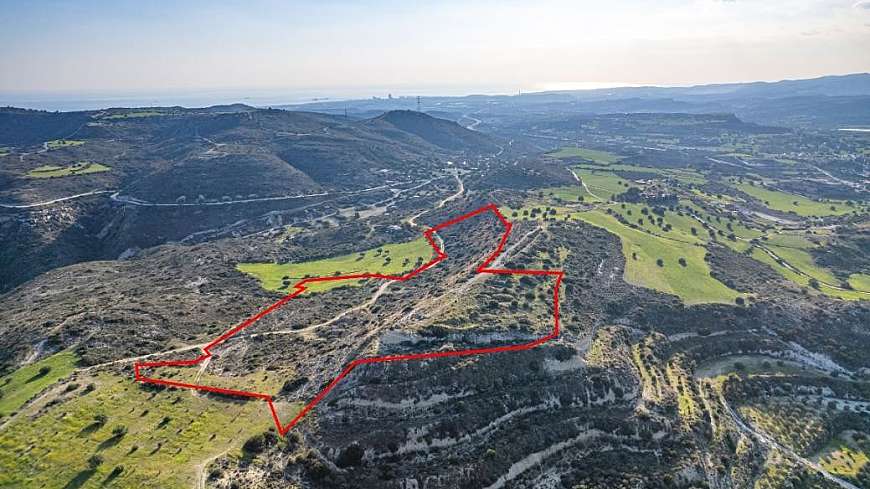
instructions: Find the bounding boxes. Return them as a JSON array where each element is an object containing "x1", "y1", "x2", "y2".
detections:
[{"x1": 1, "y1": 0, "x2": 869, "y2": 95}]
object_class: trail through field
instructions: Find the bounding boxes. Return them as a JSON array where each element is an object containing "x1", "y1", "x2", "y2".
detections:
[
  {"x1": 756, "y1": 245, "x2": 870, "y2": 294},
  {"x1": 407, "y1": 170, "x2": 463, "y2": 227},
  {"x1": 569, "y1": 168, "x2": 602, "y2": 201}
]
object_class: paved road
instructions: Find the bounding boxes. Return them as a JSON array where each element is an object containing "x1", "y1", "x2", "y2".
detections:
[{"x1": 0, "y1": 190, "x2": 115, "y2": 209}]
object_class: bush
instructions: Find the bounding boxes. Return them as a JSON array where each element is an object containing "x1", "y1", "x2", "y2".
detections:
[
  {"x1": 243, "y1": 434, "x2": 267, "y2": 454},
  {"x1": 336, "y1": 443, "x2": 365, "y2": 468},
  {"x1": 87, "y1": 455, "x2": 103, "y2": 470},
  {"x1": 242, "y1": 431, "x2": 276, "y2": 455}
]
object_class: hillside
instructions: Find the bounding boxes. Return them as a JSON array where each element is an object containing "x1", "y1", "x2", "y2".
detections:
[
  {"x1": 0, "y1": 107, "x2": 501, "y2": 292},
  {"x1": 367, "y1": 109, "x2": 501, "y2": 153}
]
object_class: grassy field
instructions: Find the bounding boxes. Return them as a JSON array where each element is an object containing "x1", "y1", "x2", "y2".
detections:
[
  {"x1": 576, "y1": 210, "x2": 741, "y2": 304},
  {"x1": 154, "y1": 365, "x2": 293, "y2": 395},
  {"x1": 28, "y1": 162, "x2": 111, "y2": 178},
  {"x1": 750, "y1": 248, "x2": 868, "y2": 300},
  {"x1": 101, "y1": 111, "x2": 166, "y2": 120},
  {"x1": 610, "y1": 203, "x2": 706, "y2": 245},
  {"x1": 0, "y1": 372, "x2": 287, "y2": 488},
  {"x1": 577, "y1": 163, "x2": 707, "y2": 185},
  {"x1": 572, "y1": 169, "x2": 637, "y2": 202},
  {"x1": 0, "y1": 351, "x2": 78, "y2": 418},
  {"x1": 849, "y1": 273, "x2": 870, "y2": 291},
  {"x1": 548, "y1": 146, "x2": 621, "y2": 164},
  {"x1": 238, "y1": 237, "x2": 434, "y2": 293},
  {"x1": 755, "y1": 230, "x2": 870, "y2": 297},
  {"x1": 45, "y1": 139, "x2": 85, "y2": 150},
  {"x1": 817, "y1": 437, "x2": 869, "y2": 479},
  {"x1": 767, "y1": 245, "x2": 841, "y2": 285},
  {"x1": 733, "y1": 182, "x2": 853, "y2": 217},
  {"x1": 694, "y1": 354, "x2": 823, "y2": 380}
]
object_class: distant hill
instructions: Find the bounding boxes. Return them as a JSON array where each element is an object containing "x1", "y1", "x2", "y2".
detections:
[
  {"x1": 292, "y1": 73, "x2": 870, "y2": 129},
  {"x1": 0, "y1": 106, "x2": 479, "y2": 291},
  {"x1": 0, "y1": 107, "x2": 94, "y2": 146},
  {"x1": 367, "y1": 110, "x2": 500, "y2": 153}
]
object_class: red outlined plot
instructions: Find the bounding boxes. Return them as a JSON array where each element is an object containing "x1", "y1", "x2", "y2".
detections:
[{"x1": 134, "y1": 203, "x2": 564, "y2": 435}]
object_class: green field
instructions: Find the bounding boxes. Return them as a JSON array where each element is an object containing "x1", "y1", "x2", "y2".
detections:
[
  {"x1": 750, "y1": 248, "x2": 868, "y2": 300},
  {"x1": 577, "y1": 163, "x2": 707, "y2": 185},
  {"x1": 573, "y1": 169, "x2": 637, "y2": 202},
  {"x1": 733, "y1": 183, "x2": 853, "y2": 217},
  {"x1": 45, "y1": 139, "x2": 85, "y2": 150},
  {"x1": 818, "y1": 437, "x2": 869, "y2": 479},
  {"x1": 0, "y1": 351, "x2": 78, "y2": 418},
  {"x1": 610, "y1": 203, "x2": 705, "y2": 245},
  {"x1": 238, "y1": 237, "x2": 434, "y2": 293},
  {"x1": 548, "y1": 146, "x2": 621, "y2": 164},
  {"x1": 849, "y1": 273, "x2": 870, "y2": 291},
  {"x1": 755, "y1": 231, "x2": 870, "y2": 298},
  {"x1": 576, "y1": 210, "x2": 741, "y2": 304},
  {"x1": 101, "y1": 111, "x2": 166, "y2": 120},
  {"x1": 28, "y1": 161, "x2": 112, "y2": 178},
  {"x1": 0, "y1": 372, "x2": 286, "y2": 488}
]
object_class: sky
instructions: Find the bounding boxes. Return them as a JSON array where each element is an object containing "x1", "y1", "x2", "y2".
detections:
[{"x1": 1, "y1": 0, "x2": 869, "y2": 99}]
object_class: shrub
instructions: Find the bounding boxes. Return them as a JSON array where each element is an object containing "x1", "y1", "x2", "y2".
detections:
[
  {"x1": 87, "y1": 455, "x2": 103, "y2": 470},
  {"x1": 336, "y1": 443, "x2": 365, "y2": 468}
]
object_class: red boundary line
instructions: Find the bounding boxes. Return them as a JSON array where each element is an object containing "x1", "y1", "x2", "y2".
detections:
[{"x1": 134, "y1": 203, "x2": 564, "y2": 435}]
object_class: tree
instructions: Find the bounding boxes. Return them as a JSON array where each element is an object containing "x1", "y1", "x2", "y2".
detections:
[
  {"x1": 677, "y1": 257, "x2": 687, "y2": 267},
  {"x1": 336, "y1": 443, "x2": 365, "y2": 468},
  {"x1": 735, "y1": 297, "x2": 745, "y2": 306},
  {"x1": 808, "y1": 278, "x2": 820, "y2": 289},
  {"x1": 656, "y1": 258, "x2": 664, "y2": 267},
  {"x1": 88, "y1": 455, "x2": 103, "y2": 470}
]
